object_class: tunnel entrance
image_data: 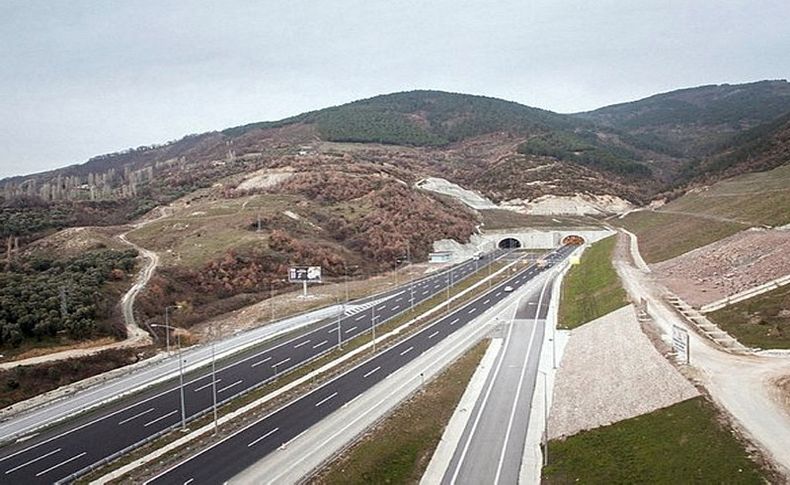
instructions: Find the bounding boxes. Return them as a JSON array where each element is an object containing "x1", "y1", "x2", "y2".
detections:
[
  {"x1": 562, "y1": 235, "x2": 585, "y2": 245},
  {"x1": 498, "y1": 237, "x2": 521, "y2": 249}
]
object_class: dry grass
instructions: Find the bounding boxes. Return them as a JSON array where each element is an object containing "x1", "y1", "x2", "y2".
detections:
[
  {"x1": 480, "y1": 209, "x2": 599, "y2": 230},
  {"x1": 614, "y1": 211, "x2": 746, "y2": 264}
]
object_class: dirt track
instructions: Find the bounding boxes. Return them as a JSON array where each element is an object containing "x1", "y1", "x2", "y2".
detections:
[{"x1": 617, "y1": 230, "x2": 790, "y2": 477}]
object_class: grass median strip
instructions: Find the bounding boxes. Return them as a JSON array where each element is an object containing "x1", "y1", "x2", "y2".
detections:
[
  {"x1": 542, "y1": 396, "x2": 773, "y2": 484},
  {"x1": 308, "y1": 340, "x2": 488, "y2": 485},
  {"x1": 558, "y1": 236, "x2": 626, "y2": 329},
  {"x1": 82, "y1": 257, "x2": 526, "y2": 483}
]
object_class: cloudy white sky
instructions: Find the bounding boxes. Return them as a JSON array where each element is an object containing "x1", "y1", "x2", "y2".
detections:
[{"x1": 1, "y1": 0, "x2": 788, "y2": 178}]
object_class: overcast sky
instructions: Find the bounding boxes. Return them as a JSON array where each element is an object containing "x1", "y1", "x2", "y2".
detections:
[{"x1": 1, "y1": 0, "x2": 788, "y2": 179}]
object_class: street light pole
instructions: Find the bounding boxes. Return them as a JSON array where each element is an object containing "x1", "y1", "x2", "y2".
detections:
[
  {"x1": 371, "y1": 304, "x2": 377, "y2": 352},
  {"x1": 177, "y1": 332, "x2": 186, "y2": 430},
  {"x1": 164, "y1": 306, "x2": 171, "y2": 355},
  {"x1": 210, "y1": 325, "x2": 218, "y2": 435},
  {"x1": 336, "y1": 295, "x2": 343, "y2": 350},
  {"x1": 539, "y1": 369, "x2": 549, "y2": 466}
]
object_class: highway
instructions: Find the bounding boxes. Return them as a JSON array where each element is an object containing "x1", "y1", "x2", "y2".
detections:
[
  {"x1": 146, "y1": 245, "x2": 574, "y2": 484},
  {"x1": 0, "y1": 250, "x2": 507, "y2": 484},
  {"x1": 441, "y1": 268, "x2": 556, "y2": 484}
]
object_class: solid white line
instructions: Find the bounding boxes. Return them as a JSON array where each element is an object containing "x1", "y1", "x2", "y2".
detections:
[
  {"x1": 363, "y1": 366, "x2": 381, "y2": 378},
  {"x1": 144, "y1": 410, "x2": 178, "y2": 427},
  {"x1": 400, "y1": 346, "x2": 414, "y2": 356},
  {"x1": 251, "y1": 356, "x2": 272, "y2": 368},
  {"x1": 34, "y1": 451, "x2": 86, "y2": 477},
  {"x1": 193, "y1": 380, "x2": 221, "y2": 393},
  {"x1": 450, "y1": 318, "x2": 460, "y2": 326},
  {"x1": 428, "y1": 331, "x2": 439, "y2": 339},
  {"x1": 218, "y1": 379, "x2": 243, "y2": 394},
  {"x1": 118, "y1": 407, "x2": 155, "y2": 424},
  {"x1": 449, "y1": 294, "x2": 521, "y2": 484},
  {"x1": 314, "y1": 392, "x2": 338, "y2": 407},
  {"x1": 345, "y1": 326, "x2": 357, "y2": 334},
  {"x1": 293, "y1": 339, "x2": 310, "y2": 349},
  {"x1": 4, "y1": 448, "x2": 60, "y2": 474},
  {"x1": 494, "y1": 275, "x2": 552, "y2": 484},
  {"x1": 312, "y1": 340, "x2": 328, "y2": 349},
  {"x1": 247, "y1": 427, "x2": 279, "y2": 447},
  {"x1": 272, "y1": 358, "x2": 291, "y2": 368},
  {"x1": 391, "y1": 305, "x2": 400, "y2": 311}
]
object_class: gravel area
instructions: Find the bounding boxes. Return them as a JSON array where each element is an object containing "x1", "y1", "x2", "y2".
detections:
[
  {"x1": 548, "y1": 304, "x2": 699, "y2": 439},
  {"x1": 653, "y1": 228, "x2": 790, "y2": 307}
]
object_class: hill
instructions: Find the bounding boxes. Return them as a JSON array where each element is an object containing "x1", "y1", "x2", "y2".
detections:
[{"x1": 578, "y1": 80, "x2": 790, "y2": 158}]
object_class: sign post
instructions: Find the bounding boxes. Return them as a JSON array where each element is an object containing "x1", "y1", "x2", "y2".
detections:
[
  {"x1": 289, "y1": 266, "x2": 322, "y2": 298},
  {"x1": 672, "y1": 325, "x2": 690, "y2": 364}
]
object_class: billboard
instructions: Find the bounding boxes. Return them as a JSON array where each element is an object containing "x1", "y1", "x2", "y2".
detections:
[{"x1": 289, "y1": 266, "x2": 322, "y2": 282}]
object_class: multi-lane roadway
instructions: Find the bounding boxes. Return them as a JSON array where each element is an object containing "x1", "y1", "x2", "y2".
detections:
[
  {"x1": 0, "y1": 250, "x2": 507, "y2": 484},
  {"x1": 147, "y1": 245, "x2": 574, "y2": 484}
]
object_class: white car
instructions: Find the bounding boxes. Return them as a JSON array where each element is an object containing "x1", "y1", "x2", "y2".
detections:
[{"x1": 504, "y1": 285, "x2": 514, "y2": 292}]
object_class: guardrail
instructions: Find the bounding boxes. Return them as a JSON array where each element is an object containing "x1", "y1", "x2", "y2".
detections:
[{"x1": 700, "y1": 274, "x2": 790, "y2": 313}]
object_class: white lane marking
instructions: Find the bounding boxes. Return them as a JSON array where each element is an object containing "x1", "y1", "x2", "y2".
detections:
[
  {"x1": 450, "y1": 318, "x2": 460, "y2": 326},
  {"x1": 34, "y1": 451, "x2": 86, "y2": 477},
  {"x1": 449, "y1": 294, "x2": 521, "y2": 484},
  {"x1": 493, "y1": 272, "x2": 552, "y2": 484},
  {"x1": 327, "y1": 328, "x2": 337, "y2": 334},
  {"x1": 314, "y1": 392, "x2": 338, "y2": 407},
  {"x1": 218, "y1": 379, "x2": 243, "y2": 394},
  {"x1": 247, "y1": 427, "x2": 279, "y2": 447},
  {"x1": 293, "y1": 339, "x2": 310, "y2": 349},
  {"x1": 428, "y1": 330, "x2": 439, "y2": 339},
  {"x1": 313, "y1": 340, "x2": 328, "y2": 349},
  {"x1": 363, "y1": 366, "x2": 381, "y2": 378},
  {"x1": 422, "y1": 290, "x2": 429, "y2": 294},
  {"x1": 354, "y1": 314, "x2": 366, "y2": 321},
  {"x1": 144, "y1": 410, "x2": 178, "y2": 427},
  {"x1": 184, "y1": 479, "x2": 195, "y2": 485},
  {"x1": 344, "y1": 326, "x2": 357, "y2": 334},
  {"x1": 193, "y1": 380, "x2": 221, "y2": 393},
  {"x1": 377, "y1": 305, "x2": 387, "y2": 310},
  {"x1": 391, "y1": 305, "x2": 400, "y2": 311},
  {"x1": 468, "y1": 307, "x2": 477, "y2": 314},
  {"x1": 483, "y1": 299, "x2": 490, "y2": 305},
  {"x1": 395, "y1": 297, "x2": 403, "y2": 302},
  {"x1": 272, "y1": 357, "x2": 291, "y2": 369},
  {"x1": 251, "y1": 356, "x2": 272, "y2": 368},
  {"x1": 4, "y1": 448, "x2": 60, "y2": 474},
  {"x1": 400, "y1": 346, "x2": 413, "y2": 356},
  {"x1": 117, "y1": 407, "x2": 155, "y2": 424},
  {"x1": 495, "y1": 292, "x2": 501, "y2": 297}
]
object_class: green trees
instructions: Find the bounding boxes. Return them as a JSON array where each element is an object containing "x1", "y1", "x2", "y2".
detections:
[{"x1": 0, "y1": 249, "x2": 137, "y2": 347}]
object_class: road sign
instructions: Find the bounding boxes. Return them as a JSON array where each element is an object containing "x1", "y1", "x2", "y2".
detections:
[
  {"x1": 672, "y1": 325, "x2": 689, "y2": 364},
  {"x1": 288, "y1": 266, "x2": 322, "y2": 283}
]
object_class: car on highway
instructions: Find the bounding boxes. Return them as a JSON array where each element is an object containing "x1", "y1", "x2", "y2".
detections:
[{"x1": 504, "y1": 285, "x2": 514, "y2": 292}]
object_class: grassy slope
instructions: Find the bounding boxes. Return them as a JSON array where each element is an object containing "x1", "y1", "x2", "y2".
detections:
[
  {"x1": 479, "y1": 209, "x2": 599, "y2": 230},
  {"x1": 665, "y1": 163, "x2": 790, "y2": 227},
  {"x1": 708, "y1": 284, "x2": 790, "y2": 349},
  {"x1": 543, "y1": 397, "x2": 768, "y2": 484},
  {"x1": 615, "y1": 164, "x2": 790, "y2": 264},
  {"x1": 558, "y1": 235, "x2": 627, "y2": 329},
  {"x1": 615, "y1": 211, "x2": 746, "y2": 264},
  {"x1": 311, "y1": 340, "x2": 487, "y2": 484}
]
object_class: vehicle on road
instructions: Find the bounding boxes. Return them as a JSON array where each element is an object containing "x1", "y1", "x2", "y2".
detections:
[{"x1": 504, "y1": 285, "x2": 514, "y2": 292}]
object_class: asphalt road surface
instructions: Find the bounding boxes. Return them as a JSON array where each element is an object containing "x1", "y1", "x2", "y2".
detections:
[
  {"x1": 146, "y1": 245, "x2": 574, "y2": 485},
  {"x1": 0, "y1": 250, "x2": 508, "y2": 485},
  {"x1": 441, "y1": 270, "x2": 556, "y2": 485}
]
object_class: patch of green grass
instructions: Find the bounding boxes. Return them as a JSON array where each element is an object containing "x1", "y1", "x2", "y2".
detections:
[
  {"x1": 665, "y1": 164, "x2": 790, "y2": 227},
  {"x1": 615, "y1": 211, "x2": 746, "y2": 263},
  {"x1": 558, "y1": 236, "x2": 627, "y2": 329},
  {"x1": 708, "y1": 284, "x2": 790, "y2": 349},
  {"x1": 543, "y1": 397, "x2": 769, "y2": 484},
  {"x1": 312, "y1": 340, "x2": 488, "y2": 485}
]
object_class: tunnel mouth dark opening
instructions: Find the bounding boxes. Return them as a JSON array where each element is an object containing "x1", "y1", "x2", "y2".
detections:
[{"x1": 498, "y1": 237, "x2": 521, "y2": 249}]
